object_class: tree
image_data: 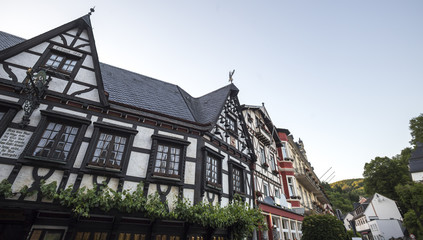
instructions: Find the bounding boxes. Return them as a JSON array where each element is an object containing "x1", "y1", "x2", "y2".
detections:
[
  {"x1": 395, "y1": 183, "x2": 423, "y2": 239},
  {"x1": 410, "y1": 114, "x2": 423, "y2": 147},
  {"x1": 301, "y1": 214, "x2": 348, "y2": 240},
  {"x1": 363, "y1": 154, "x2": 411, "y2": 201}
]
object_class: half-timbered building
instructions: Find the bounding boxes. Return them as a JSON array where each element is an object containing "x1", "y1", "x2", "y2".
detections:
[
  {"x1": 242, "y1": 105, "x2": 303, "y2": 240},
  {"x1": 0, "y1": 14, "x2": 255, "y2": 240}
]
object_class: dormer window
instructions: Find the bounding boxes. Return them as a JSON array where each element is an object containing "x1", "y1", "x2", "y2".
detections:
[{"x1": 44, "y1": 53, "x2": 78, "y2": 74}]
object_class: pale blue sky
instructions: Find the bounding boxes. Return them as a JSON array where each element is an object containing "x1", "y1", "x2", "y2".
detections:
[{"x1": 2, "y1": 1, "x2": 423, "y2": 182}]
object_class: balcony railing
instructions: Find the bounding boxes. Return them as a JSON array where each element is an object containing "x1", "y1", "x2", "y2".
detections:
[
  {"x1": 254, "y1": 123, "x2": 272, "y2": 146},
  {"x1": 294, "y1": 168, "x2": 321, "y2": 193}
]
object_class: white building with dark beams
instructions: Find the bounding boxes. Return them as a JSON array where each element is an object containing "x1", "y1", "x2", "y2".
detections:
[
  {"x1": 242, "y1": 105, "x2": 304, "y2": 240},
  {"x1": 0, "y1": 14, "x2": 255, "y2": 240}
]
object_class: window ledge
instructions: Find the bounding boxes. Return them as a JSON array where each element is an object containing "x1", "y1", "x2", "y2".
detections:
[
  {"x1": 152, "y1": 174, "x2": 181, "y2": 182},
  {"x1": 24, "y1": 156, "x2": 67, "y2": 165},
  {"x1": 206, "y1": 182, "x2": 222, "y2": 191},
  {"x1": 86, "y1": 165, "x2": 121, "y2": 172}
]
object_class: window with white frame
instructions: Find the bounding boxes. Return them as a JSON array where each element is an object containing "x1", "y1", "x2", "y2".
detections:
[
  {"x1": 259, "y1": 146, "x2": 266, "y2": 165},
  {"x1": 275, "y1": 187, "x2": 281, "y2": 199},
  {"x1": 287, "y1": 177, "x2": 296, "y2": 197},
  {"x1": 281, "y1": 142, "x2": 290, "y2": 159},
  {"x1": 269, "y1": 153, "x2": 277, "y2": 171},
  {"x1": 263, "y1": 182, "x2": 269, "y2": 197}
]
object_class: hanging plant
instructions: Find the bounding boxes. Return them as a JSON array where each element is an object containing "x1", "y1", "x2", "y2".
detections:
[
  {"x1": 40, "y1": 180, "x2": 57, "y2": 200},
  {"x1": 0, "y1": 179, "x2": 13, "y2": 198}
]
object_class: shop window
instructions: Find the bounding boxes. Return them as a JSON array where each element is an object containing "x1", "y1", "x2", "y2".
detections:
[
  {"x1": 75, "y1": 231, "x2": 108, "y2": 240},
  {"x1": 118, "y1": 233, "x2": 146, "y2": 240},
  {"x1": 28, "y1": 229, "x2": 65, "y2": 240}
]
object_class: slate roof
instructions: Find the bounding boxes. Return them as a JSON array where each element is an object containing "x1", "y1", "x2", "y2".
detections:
[
  {"x1": 0, "y1": 31, "x2": 25, "y2": 51},
  {"x1": 0, "y1": 30, "x2": 236, "y2": 126},
  {"x1": 409, "y1": 143, "x2": 423, "y2": 173}
]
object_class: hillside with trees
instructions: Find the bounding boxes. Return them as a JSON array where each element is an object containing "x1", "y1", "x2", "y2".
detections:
[
  {"x1": 322, "y1": 179, "x2": 366, "y2": 214},
  {"x1": 361, "y1": 113, "x2": 423, "y2": 238}
]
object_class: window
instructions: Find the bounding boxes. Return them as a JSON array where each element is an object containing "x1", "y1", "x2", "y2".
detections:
[
  {"x1": 287, "y1": 177, "x2": 296, "y2": 197},
  {"x1": 259, "y1": 147, "x2": 266, "y2": 164},
  {"x1": 28, "y1": 229, "x2": 65, "y2": 240},
  {"x1": 281, "y1": 142, "x2": 290, "y2": 159},
  {"x1": 43, "y1": 52, "x2": 78, "y2": 74},
  {"x1": 203, "y1": 147, "x2": 223, "y2": 191},
  {"x1": 206, "y1": 155, "x2": 219, "y2": 185},
  {"x1": 229, "y1": 160, "x2": 245, "y2": 197},
  {"x1": 75, "y1": 232, "x2": 108, "y2": 240},
  {"x1": 226, "y1": 115, "x2": 236, "y2": 132},
  {"x1": 85, "y1": 122, "x2": 137, "y2": 172},
  {"x1": 0, "y1": 102, "x2": 21, "y2": 137},
  {"x1": 275, "y1": 187, "x2": 281, "y2": 199},
  {"x1": 149, "y1": 134, "x2": 190, "y2": 181},
  {"x1": 32, "y1": 122, "x2": 79, "y2": 161},
  {"x1": 233, "y1": 167, "x2": 243, "y2": 193},
  {"x1": 154, "y1": 143, "x2": 181, "y2": 177},
  {"x1": 27, "y1": 110, "x2": 90, "y2": 165},
  {"x1": 89, "y1": 132, "x2": 127, "y2": 169},
  {"x1": 118, "y1": 233, "x2": 146, "y2": 240},
  {"x1": 263, "y1": 182, "x2": 269, "y2": 197},
  {"x1": 269, "y1": 153, "x2": 277, "y2": 171}
]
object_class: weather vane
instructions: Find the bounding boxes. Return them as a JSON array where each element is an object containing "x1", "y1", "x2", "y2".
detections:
[
  {"x1": 228, "y1": 69, "x2": 235, "y2": 83},
  {"x1": 89, "y1": 6, "x2": 95, "y2": 15}
]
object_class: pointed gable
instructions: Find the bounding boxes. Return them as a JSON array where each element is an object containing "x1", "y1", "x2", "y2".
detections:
[{"x1": 0, "y1": 15, "x2": 108, "y2": 106}]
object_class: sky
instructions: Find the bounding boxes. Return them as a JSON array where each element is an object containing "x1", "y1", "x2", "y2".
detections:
[{"x1": 1, "y1": 1, "x2": 422, "y2": 183}]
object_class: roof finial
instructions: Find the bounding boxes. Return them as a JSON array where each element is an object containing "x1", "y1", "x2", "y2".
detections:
[
  {"x1": 228, "y1": 69, "x2": 235, "y2": 83},
  {"x1": 89, "y1": 6, "x2": 95, "y2": 15}
]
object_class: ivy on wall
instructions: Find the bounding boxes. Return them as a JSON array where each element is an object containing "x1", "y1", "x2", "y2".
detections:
[
  {"x1": 1, "y1": 180, "x2": 267, "y2": 238},
  {"x1": 55, "y1": 183, "x2": 267, "y2": 238}
]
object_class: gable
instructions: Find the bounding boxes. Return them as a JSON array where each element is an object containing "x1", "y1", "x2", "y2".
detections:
[
  {"x1": 0, "y1": 15, "x2": 107, "y2": 106},
  {"x1": 208, "y1": 88, "x2": 255, "y2": 160}
]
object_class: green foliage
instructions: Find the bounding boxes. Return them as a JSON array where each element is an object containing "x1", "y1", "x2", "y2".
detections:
[
  {"x1": 55, "y1": 184, "x2": 266, "y2": 238},
  {"x1": 40, "y1": 180, "x2": 57, "y2": 200},
  {"x1": 346, "y1": 230, "x2": 361, "y2": 239},
  {"x1": 363, "y1": 155, "x2": 411, "y2": 201},
  {"x1": 410, "y1": 113, "x2": 423, "y2": 147},
  {"x1": 0, "y1": 179, "x2": 13, "y2": 198},
  {"x1": 301, "y1": 214, "x2": 347, "y2": 240},
  {"x1": 395, "y1": 183, "x2": 423, "y2": 238},
  {"x1": 322, "y1": 179, "x2": 366, "y2": 214},
  {"x1": 19, "y1": 185, "x2": 37, "y2": 197}
]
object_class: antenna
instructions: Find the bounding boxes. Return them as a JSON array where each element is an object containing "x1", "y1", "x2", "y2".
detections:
[
  {"x1": 324, "y1": 171, "x2": 335, "y2": 182},
  {"x1": 320, "y1": 167, "x2": 332, "y2": 179},
  {"x1": 327, "y1": 175, "x2": 336, "y2": 183}
]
